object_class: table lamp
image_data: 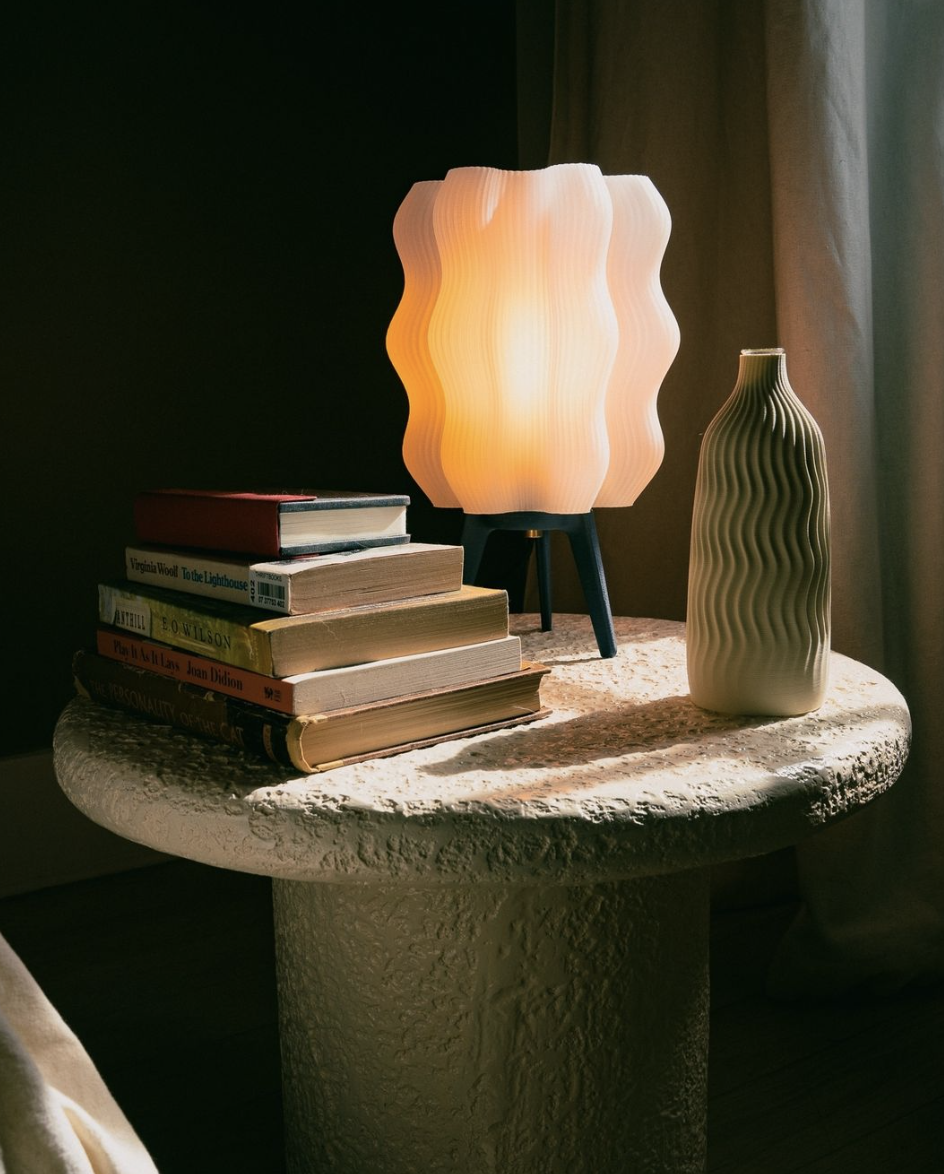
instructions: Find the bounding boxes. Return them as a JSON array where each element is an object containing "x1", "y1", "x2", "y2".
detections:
[{"x1": 386, "y1": 163, "x2": 679, "y2": 658}]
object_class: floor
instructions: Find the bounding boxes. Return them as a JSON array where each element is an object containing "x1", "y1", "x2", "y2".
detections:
[
  {"x1": 1, "y1": 860, "x2": 942, "y2": 1173},
  {"x1": 708, "y1": 902, "x2": 944, "y2": 1174}
]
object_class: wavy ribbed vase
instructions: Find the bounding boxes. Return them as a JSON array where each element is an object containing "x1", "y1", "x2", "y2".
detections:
[
  {"x1": 385, "y1": 164, "x2": 680, "y2": 514},
  {"x1": 686, "y1": 349, "x2": 831, "y2": 716}
]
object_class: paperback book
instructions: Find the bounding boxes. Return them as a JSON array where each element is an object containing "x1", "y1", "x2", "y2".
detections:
[
  {"x1": 99, "y1": 580, "x2": 510, "y2": 677},
  {"x1": 132, "y1": 489, "x2": 410, "y2": 557},
  {"x1": 95, "y1": 626, "x2": 523, "y2": 715},
  {"x1": 124, "y1": 540, "x2": 463, "y2": 614},
  {"x1": 73, "y1": 650, "x2": 549, "y2": 773}
]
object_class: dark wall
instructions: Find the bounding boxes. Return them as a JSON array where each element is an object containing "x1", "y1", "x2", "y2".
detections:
[{"x1": 3, "y1": 3, "x2": 519, "y2": 754}]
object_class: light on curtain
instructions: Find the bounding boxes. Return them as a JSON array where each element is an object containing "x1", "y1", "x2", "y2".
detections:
[{"x1": 536, "y1": 0, "x2": 944, "y2": 993}]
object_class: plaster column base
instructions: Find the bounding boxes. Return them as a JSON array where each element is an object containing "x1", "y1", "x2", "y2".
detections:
[{"x1": 272, "y1": 870, "x2": 710, "y2": 1174}]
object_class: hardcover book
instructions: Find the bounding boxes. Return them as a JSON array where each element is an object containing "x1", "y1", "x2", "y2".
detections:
[
  {"x1": 73, "y1": 650, "x2": 550, "y2": 773},
  {"x1": 98, "y1": 580, "x2": 510, "y2": 678},
  {"x1": 124, "y1": 540, "x2": 464, "y2": 614},
  {"x1": 95, "y1": 626, "x2": 523, "y2": 715},
  {"x1": 132, "y1": 489, "x2": 410, "y2": 557}
]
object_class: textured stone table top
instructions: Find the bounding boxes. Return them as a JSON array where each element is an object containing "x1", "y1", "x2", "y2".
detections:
[{"x1": 54, "y1": 615, "x2": 911, "y2": 885}]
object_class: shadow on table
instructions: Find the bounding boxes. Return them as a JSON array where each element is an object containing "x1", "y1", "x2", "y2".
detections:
[
  {"x1": 417, "y1": 692, "x2": 907, "y2": 809},
  {"x1": 420, "y1": 692, "x2": 761, "y2": 780}
]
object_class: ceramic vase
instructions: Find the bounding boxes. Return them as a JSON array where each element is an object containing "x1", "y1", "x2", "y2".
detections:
[{"x1": 686, "y1": 348, "x2": 831, "y2": 715}]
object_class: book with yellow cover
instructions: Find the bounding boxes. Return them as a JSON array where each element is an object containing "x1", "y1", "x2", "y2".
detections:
[{"x1": 98, "y1": 580, "x2": 509, "y2": 678}]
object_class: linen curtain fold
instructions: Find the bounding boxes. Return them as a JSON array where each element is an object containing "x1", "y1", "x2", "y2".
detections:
[{"x1": 533, "y1": 0, "x2": 944, "y2": 993}]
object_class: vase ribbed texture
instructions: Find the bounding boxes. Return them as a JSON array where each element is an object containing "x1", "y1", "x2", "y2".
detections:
[{"x1": 686, "y1": 349, "x2": 831, "y2": 716}]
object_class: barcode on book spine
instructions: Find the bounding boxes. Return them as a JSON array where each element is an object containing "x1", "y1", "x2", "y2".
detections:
[{"x1": 250, "y1": 575, "x2": 288, "y2": 612}]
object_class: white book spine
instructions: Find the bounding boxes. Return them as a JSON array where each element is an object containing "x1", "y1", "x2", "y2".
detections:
[{"x1": 125, "y1": 547, "x2": 255, "y2": 607}]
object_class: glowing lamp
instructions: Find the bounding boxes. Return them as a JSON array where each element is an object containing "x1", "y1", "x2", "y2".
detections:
[{"x1": 386, "y1": 163, "x2": 679, "y2": 657}]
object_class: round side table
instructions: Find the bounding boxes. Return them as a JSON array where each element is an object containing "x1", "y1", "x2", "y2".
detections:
[{"x1": 53, "y1": 616, "x2": 911, "y2": 1174}]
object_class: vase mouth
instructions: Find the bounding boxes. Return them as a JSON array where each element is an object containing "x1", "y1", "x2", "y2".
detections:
[{"x1": 740, "y1": 347, "x2": 785, "y2": 356}]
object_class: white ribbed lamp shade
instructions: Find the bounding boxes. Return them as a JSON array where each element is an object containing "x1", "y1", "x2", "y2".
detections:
[{"x1": 386, "y1": 164, "x2": 680, "y2": 515}]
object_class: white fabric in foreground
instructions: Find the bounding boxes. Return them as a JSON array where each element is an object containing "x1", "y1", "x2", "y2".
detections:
[{"x1": 0, "y1": 933, "x2": 158, "y2": 1174}]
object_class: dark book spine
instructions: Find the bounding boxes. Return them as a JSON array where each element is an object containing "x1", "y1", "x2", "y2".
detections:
[
  {"x1": 72, "y1": 650, "x2": 299, "y2": 770},
  {"x1": 133, "y1": 493, "x2": 283, "y2": 555}
]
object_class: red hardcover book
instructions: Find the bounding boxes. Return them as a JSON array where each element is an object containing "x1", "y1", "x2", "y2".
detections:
[{"x1": 133, "y1": 489, "x2": 410, "y2": 557}]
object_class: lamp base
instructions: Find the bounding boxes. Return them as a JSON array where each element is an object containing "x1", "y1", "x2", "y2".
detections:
[{"x1": 460, "y1": 512, "x2": 617, "y2": 659}]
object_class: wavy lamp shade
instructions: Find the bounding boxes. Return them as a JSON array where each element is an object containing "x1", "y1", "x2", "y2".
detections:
[
  {"x1": 386, "y1": 164, "x2": 679, "y2": 658},
  {"x1": 386, "y1": 164, "x2": 680, "y2": 514}
]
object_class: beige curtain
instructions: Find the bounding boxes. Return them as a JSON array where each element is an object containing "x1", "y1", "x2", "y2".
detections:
[{"x1": 530, "y1": 0, "x2": 944, "y2": 993}]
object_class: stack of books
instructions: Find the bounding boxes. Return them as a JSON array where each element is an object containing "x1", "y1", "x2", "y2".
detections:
[{"x1": 72, "y1": 489, "x2": 550, "y2": 773}]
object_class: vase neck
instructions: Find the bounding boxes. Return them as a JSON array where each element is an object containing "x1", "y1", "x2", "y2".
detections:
[{"x1": 735, "y1": 348, "x2": 787, "y2": 392}]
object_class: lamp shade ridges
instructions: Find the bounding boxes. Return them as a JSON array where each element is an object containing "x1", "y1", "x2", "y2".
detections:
[
  {"x1": 386, "y1": 164, "x2": 679, "y2": 514},
  {"x1": 686, "y1": 350, "x2": 831, "y2": 716},
  {"x1": 430, "y1": 165, "x2": 617, "y2": 514},
  {"x1": 596, "y1": 176, "x2": 681, "y2": 506},
  {"x1": 387, "y1": 180, "x2": 460, "y2": 507}
]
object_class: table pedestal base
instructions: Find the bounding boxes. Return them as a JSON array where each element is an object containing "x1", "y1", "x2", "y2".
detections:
[{"x1": 272, "y1": 871, "x2": 710, "y2": 1174}]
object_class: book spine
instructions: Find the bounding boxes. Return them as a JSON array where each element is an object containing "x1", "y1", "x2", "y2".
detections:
[
  {"x1": 72, "y1": 650, "x2": 304, "y2": 771},
  {"x1": 125, "y1": 547, "x2": 255, "y2": 608},
  {"x1": 134, "y1": 493, "x2": 282, "y2": 555},
  {"x1": 98, "y1": 583, "x2": 273, "y2": 674},
  {"x1": 125, "y1": 546, "x2": 301, "y2": 613},
  {"x1": 95, "y1": 627, "x2": 296, "y2": 713}
]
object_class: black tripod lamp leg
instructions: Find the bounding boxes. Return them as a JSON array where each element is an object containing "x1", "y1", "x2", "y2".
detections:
[
  {"x1": 459, "y1": 514, "x2": 493, "y2": 587},
  {"x1": 567, "y1": 514, "x2": 618, "y2": 658},
  {"x1": 535, "y1": 531, "x2": 553, "y2": 631}
]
